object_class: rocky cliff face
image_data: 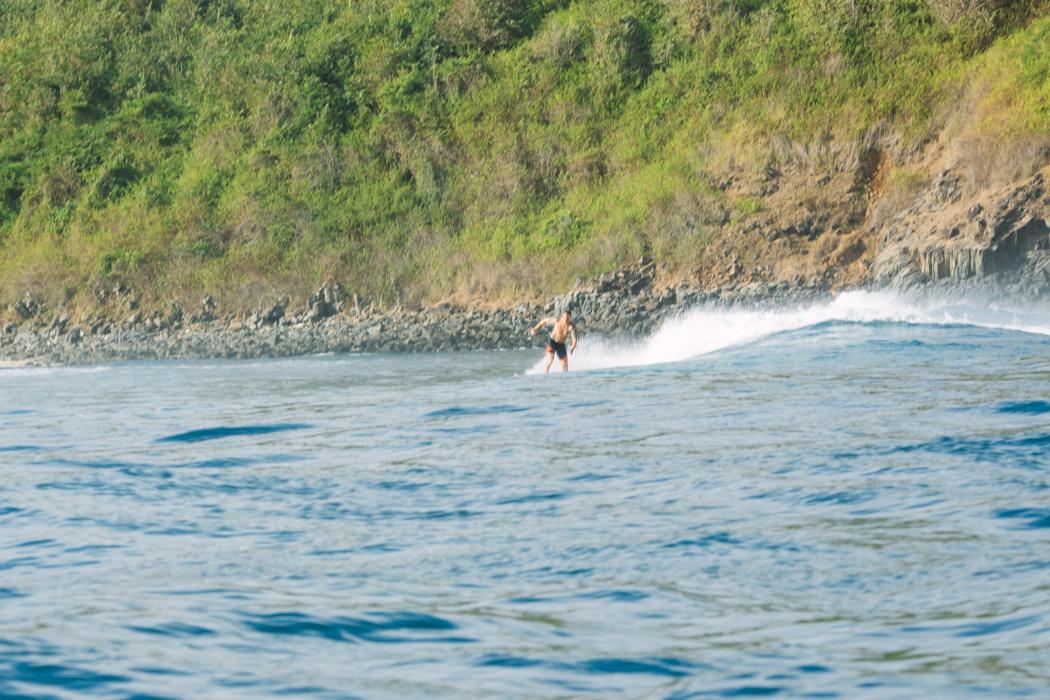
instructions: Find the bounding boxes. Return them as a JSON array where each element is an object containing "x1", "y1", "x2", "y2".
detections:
[
  {"x1": 687, "y1": 138, "x2": 1049, "y2": 300},
  {"x1": 871, "y1": 169, "x2": 1050, "y2": 294}
]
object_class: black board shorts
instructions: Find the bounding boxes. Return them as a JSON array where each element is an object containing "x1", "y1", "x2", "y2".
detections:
[{"x1": 546, "y1": 337, "x2": 568, "y2": 359}]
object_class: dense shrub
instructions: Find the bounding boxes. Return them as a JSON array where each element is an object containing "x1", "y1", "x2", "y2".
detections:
[
  {"x1": 439, "y1": 0, "x2": 532, "y2": 51},
  {"x1": 590, "y1": 12, "x2": 652, "y2": 94},
  {"x1": 0, "y1": 0, "x2": 1047, "y2": 306},
  {"x1": 929, "y1": 0, "x2": 1043, "y2": 49}
]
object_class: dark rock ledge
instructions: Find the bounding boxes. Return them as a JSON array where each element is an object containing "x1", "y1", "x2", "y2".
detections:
[{"x1": 0, "y1": 269, "x2": 832, "y2": 366}]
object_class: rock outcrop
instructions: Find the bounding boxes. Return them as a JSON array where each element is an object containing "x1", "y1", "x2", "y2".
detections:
[
  {"x1": 13, "y1": 293, "x2": 41, "y2": 320},
  {"x1": 873, "y1": 170, "x2": 1050, "y2": 294}
]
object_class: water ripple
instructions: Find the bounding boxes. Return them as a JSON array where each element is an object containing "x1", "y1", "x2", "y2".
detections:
[
  {"x1": 6, "y1": 662, "x2": 129, "y2": 692},
  {"x1": 994, "y1": 400, "x2": 1050, "y2": 415},
  {"x1": 0, "y1": 445, "x2": 42, "y2": 453},
  {"x1": 424, "y1": 404, "x2": 534, "y2": 418},
  {"x1": 242, "y1": 611, "x2": 475, "y2": 644},
  {"x1": 127, "y1": 622, "x2": 217, "y2": 638},
  {"x1": 156, "y1": 423, "x2": 312, "y2": 443},
  {"x1": 477, "y1": 653, "x2": 701, "y2": 678},
  {"x1": 995, "y1": 508, "x2": 1050, "y2": 529}
]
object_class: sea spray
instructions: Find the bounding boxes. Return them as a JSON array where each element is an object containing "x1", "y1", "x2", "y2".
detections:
[{"x1": 527, "y1": 290, "x2": 1050, "y2": 374}]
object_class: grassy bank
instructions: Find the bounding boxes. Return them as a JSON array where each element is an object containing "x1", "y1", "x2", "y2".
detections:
[{"x1": 1, "y1": 0, "x2": 1048, "y2": 313}]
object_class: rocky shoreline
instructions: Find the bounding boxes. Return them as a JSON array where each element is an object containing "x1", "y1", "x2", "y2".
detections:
[
  {"x1": 5, "y1": 260, "x2": 1050, "y2": 367},
  {"x1": 1, "y1": 264, "x2": 841, "y2": 366}
]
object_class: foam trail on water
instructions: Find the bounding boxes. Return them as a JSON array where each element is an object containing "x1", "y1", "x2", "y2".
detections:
[
  {"x1": 525, "y1": 290, "x2": 1050, "y2": 374},
  {"x1": 0, "y1": 365, "x2": 111, "y2": 378}
]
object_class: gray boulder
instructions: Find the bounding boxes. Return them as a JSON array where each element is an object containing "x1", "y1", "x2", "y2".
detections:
[
  {"x1": 13, "y1": 292, "x2": 41, "y2": 320},
  {"x1": 262, "y1": 296, "x2": 289, "y2": 325}
]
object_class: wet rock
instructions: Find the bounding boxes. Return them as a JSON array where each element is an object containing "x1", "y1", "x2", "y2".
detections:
[
  {"x1": 13, "y1": 292, "x2": 41, "y2": 320},
  {"x1": 308, "y1": 281, "x2": 347, "y2": 319},
  {"x1": 168, "y1": 303, "x2": 184, "y2": 326},
  {"x1": 933, "y1": 169, "x2": 962, "y2": 205},
  {"x1": 199, "y1": 295, "x2": 217, "y2": 322},
  {"x1": 324, "y1": 282, "x2": 347, "y2": 308},
  {"x1": 306, "y1": 300, "x2": 331, "y2": 322},
  {"x1": 262, "y1": 296, "x2": 289, "y2": 325}
]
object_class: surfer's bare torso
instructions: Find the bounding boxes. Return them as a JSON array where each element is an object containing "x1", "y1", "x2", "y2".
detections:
[{"x1": 548, "y1": 316, "x2": 573, "y2": 343}]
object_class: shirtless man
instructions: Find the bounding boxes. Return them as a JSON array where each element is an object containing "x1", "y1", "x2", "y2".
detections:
[{"x1": 529, "y1": 310, "x2": 578, "y2": 372}]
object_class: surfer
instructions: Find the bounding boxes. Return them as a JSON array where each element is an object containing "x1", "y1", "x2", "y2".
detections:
[{"x1": 529, "y1": 310, "x2": 578, "y2": 373}]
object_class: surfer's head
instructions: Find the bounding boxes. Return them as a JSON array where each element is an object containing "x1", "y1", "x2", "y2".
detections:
[{"x1": 562, "y1": 309, "x2": 572, "y2": 321}]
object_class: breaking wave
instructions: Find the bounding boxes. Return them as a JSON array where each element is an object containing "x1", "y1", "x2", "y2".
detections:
[{"x1": 526, "y1": 290, "x2": 1050, "y2": 374}]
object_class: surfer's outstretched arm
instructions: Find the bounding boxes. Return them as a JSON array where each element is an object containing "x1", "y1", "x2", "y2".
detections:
[{"x1": 529, "y1": 317, "x2": 554, "y2": 336}]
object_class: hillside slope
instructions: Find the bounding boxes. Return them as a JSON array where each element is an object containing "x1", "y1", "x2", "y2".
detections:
[{"x1": 1, "y1": 0, "x2": 1048, "y2": 316}]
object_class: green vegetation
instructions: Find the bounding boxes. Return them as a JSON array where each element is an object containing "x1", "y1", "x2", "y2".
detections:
[{"x1": 1, "y1": 0, "x2": 1048, "y2": 309}]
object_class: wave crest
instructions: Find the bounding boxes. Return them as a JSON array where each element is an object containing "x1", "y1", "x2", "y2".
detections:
[{"x1": 526, "y1": 290, "x2": 1050, "y2": 373}]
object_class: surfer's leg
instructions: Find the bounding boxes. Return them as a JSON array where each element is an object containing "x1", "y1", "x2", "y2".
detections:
[
  {"x1": 555, "y1": 343, "x2": 569, "y2": 371},
  {"x1": 544, "y1": 350, "x2": 554, "y2": 373}
]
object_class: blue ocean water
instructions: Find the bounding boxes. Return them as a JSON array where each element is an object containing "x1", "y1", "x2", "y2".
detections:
[{"x1": 2, "y1": 292, "x2": 1049, "y2": 698}]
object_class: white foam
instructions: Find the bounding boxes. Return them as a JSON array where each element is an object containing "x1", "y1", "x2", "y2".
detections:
[
  {"x1": 525, "y1": 290, "x2": 1050, "y2": 374},
  {"x1": 0, "y1": 365, "x2": 112, "y2": 378}
]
